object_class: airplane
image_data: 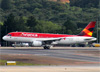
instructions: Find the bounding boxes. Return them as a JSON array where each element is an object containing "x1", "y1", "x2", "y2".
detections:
[{"x1": 2, "y1": 21, "x2": 97, "y2": 49}]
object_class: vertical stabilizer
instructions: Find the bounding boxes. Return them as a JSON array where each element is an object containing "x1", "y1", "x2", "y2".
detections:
[{"x1": 78, "y1": 21, "x2": 96, "y2": 37}]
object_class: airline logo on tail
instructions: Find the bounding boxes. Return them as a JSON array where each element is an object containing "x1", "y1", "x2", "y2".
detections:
[{"x1": 78, "y1": 21, "x2": 96, "y2": 37}]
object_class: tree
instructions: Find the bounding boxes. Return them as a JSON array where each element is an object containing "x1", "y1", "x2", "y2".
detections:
[
  {"x1": 70, "y1": 0, "x2": 99, "y2": 8},
  {"x1": 63, "y1": 20, "x2": 77, "y2": 34},
  {"x1": 1, "y1": 0, "x2": 12, "y2": 10},
  {"x1": 0, "y1": 21, "x2": 3, "y2": 25},
  {"x1": 3, "y1": 13, "x2": 17, "y2": 33},
  {"x1": 35, "y1": 20, "x2": 61, "y2": 33},
  {"x1": 16, "y1": 16, "x2": 29, "y2": 32},
  {"x1": 26, "y1": 16, "x2": 38, "y2": 32}
]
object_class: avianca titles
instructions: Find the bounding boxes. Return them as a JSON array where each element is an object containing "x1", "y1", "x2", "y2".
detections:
[{"x1": 2, "y1": 21, "x2": 97, "y2": 49}]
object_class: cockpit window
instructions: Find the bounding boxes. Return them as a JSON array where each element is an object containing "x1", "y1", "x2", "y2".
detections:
[{"x1": 6, "y1": 34, "x2": 11, "y2": 36}]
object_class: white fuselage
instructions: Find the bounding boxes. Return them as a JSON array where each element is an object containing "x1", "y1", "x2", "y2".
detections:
[{"x1": 2, "y1": 36, "x2": 97, "y2": 44}]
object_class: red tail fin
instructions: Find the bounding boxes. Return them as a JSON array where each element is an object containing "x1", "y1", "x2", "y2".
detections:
[{"x1": 78, "y1": 21, "x2": 96, "y2": 37}]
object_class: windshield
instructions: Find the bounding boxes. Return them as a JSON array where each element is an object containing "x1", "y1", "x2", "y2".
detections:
[{"x1": 6, "y1": 34, "x2": 11, "y2": 36}]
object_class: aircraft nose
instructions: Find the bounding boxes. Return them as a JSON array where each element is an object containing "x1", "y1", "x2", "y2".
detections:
[{"x1": 2, "y1": 36, "x2": 7, "y2": 41}]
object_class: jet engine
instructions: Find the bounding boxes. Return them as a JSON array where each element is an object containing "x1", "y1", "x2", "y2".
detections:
[{"x1": 32, "y1": 41, "x2": 42, "y2": 46}]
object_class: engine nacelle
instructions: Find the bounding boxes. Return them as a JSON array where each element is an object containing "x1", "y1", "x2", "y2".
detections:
[{"x1": 32, "y1": 41, "x2": 42, "y2": 46}]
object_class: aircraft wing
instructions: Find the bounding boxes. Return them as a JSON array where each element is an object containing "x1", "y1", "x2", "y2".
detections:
[
  {"x1": 38, "y1": 38, "x2": 64, "y2": 44},
  {"x1": 42, "y1": 38, "x2": 62, "y2": 41}
]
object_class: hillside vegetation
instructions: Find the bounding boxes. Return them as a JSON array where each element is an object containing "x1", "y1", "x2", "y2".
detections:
[{"x1": 0, "y1": 0, "x2": 100, "y2": 41}]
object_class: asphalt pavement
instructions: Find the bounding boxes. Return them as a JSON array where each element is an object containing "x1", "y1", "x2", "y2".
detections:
[{"x1": 0, "y1": 47, "x2": 100, "y2": 62}]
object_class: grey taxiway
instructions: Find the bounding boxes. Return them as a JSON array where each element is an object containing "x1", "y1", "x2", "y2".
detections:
[{"x1": 0, "y1": 47, "x2": 100, "y2": 62}]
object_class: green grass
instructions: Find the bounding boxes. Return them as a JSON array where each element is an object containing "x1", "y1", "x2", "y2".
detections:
[
  {"x1": 0, "y1": 60, "x2": 7, "y2": 65},
  {"x1": 16, "y1": 61, "x2": 42, "y2": 66}
]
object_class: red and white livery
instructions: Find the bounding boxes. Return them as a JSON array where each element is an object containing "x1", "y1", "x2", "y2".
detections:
[{"x1": 3, "y1": 21, "x2": 97, "y2": 49}]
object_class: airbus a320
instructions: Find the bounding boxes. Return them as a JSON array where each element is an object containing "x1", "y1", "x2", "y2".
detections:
[{"x1": 2, "y1": 21, "x2": 97, "y2": 49}]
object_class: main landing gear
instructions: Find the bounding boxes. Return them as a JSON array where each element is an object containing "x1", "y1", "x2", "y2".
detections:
[{"x1": 43, "y1": 46, "x2": 50, "y2": 49}]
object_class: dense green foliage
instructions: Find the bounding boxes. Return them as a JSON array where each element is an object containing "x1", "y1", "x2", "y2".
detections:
[
  {"x1": 1, "y1": 0, "x2": 12, "y2": 10},
  {"x1": 0, "y1": 0, "x2": 100, "y2": 45},
  {"x1": 35, "y1": 20, "x2": 62, "y2": 33},
  {"x1": 0, "y1": 0, "x2": 99, "y2": 23},
  {"x1": 70, "y1": 0, "x2": 99, "y2": 8}
]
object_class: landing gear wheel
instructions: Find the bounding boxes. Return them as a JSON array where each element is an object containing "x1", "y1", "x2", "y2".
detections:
[
  {"x1": 44, "y1": 46, "x2": 50, "y2": 49},
  {"x1": 44, "y1": 46, "x2": 47, "y2": 49}
]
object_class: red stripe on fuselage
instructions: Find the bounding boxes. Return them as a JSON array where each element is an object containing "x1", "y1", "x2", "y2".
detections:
[{"x1": 8, "y1": 32, "x2": 78, "y2": 38}]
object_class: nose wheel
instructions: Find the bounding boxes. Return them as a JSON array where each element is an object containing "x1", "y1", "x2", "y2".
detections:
[{"x1": 44, "y1": 46, "x2": 50, "y2": 49}]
